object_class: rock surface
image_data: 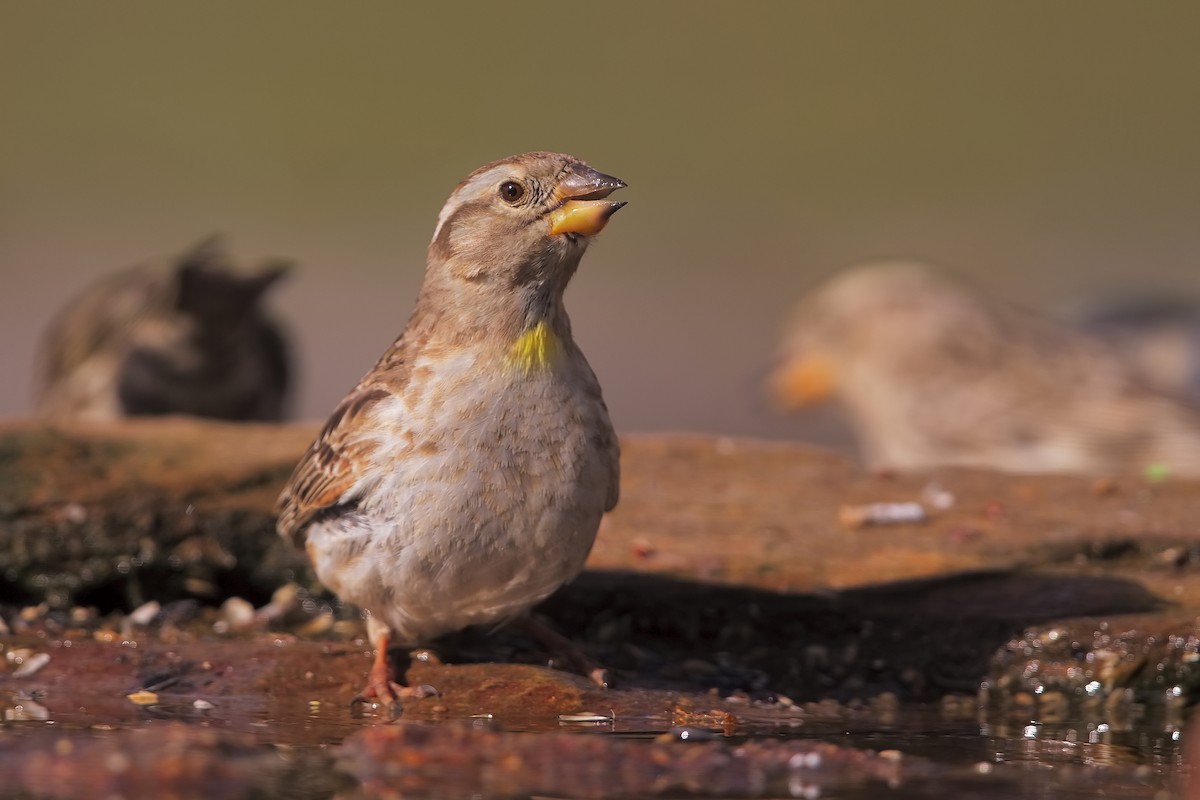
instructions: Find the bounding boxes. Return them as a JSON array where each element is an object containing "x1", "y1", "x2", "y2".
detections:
[{"x1": 2, "y1": 417, "x2": 1199, "y2": 798}]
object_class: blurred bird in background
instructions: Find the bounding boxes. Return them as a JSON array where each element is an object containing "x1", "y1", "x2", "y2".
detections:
[
  {"x1": 768, "y1": 260, "x2": 1200, "y2": 477},
  {"x1": 35, "y1": 236, "x2": 293, "y2": 422},
  {"x1": 1069, "y1": 296, "x2": 1200, "y2": 408}
]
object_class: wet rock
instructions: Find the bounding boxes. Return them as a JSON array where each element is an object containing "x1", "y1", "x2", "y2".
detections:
[
  {"x1": 4, "y1": 419, "x2": 1200, "y2": 797},
  {"x1": 4, "y1": 419, "x2": 1200, "y2": 615},
  {"x1": 983, "y1": 615, "x2": 1200, "y2": 728},
  {"x1": 0, "y1": 419, "x2": 315, "y2": 610}
]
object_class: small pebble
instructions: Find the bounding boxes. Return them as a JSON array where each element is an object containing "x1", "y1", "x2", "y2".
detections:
[
  {"x1": 257, "y1": 583, "x2": 302, "y2": 624},
  {"x1": 656, "y1": 726, "x2": 716, "y2": 742},
  {"x1": 218, "y1": 597, "x2": 257, "y2": 633},
  {"x1": 631, "y1": 538, "x2": 657, "y2": 558},
  {"x1": 127, "y1": 600, "x2": 161, "y2": 627},
  {"x1": 61, "y1": 502, "x2": 88, "y2": 523},
  {"x1": 920, "y1": 481, "x2": 955, "y2": 510}
]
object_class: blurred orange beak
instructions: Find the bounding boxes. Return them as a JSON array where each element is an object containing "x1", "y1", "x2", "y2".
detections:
[
  {"x1": 548, "y1": 163, "x2": 626, "y2": 237},
  {"x1": 768, "y1": 355, "x2": 838, "y2": 409}
]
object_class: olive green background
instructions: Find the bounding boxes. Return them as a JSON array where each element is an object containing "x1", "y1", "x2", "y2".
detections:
[{"x1": 2, "y1": 2, "x2": 1197, "y2": 444}]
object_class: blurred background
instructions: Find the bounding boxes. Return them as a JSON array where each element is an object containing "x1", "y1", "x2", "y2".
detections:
[{"x1": 3, "y1": 2, "x2": 1198, "y2": 450}]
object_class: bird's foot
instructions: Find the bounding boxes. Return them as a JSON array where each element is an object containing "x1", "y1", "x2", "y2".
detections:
[
  {"x1": 351, "y1": 627, "x2": 439, "y2": 715},
  {"x1": 351, "y1": 680, "x2": 439, "y2": 715},
  {"x1": 516, "y1": 614, "x2": 611, "y2": 688}
]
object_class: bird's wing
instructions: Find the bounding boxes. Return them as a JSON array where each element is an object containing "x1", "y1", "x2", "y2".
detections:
[
  {"x1": 38, "y1": 267, "x2": 166, "y2": 391},
  {"x1": 603, "y1": 424, "x2": 621, "y2": 512},
  {"x1": 275, "y1": 382, "x2": 393, "y2": 545}
]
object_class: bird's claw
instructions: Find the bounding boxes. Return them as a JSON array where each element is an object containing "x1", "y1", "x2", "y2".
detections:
[
  {"x1": 587, "y1": 667, "x2": 610, "y2": 689},
  {"x1": 351, "y1": 681, "x2": 439, "y2": 715}
]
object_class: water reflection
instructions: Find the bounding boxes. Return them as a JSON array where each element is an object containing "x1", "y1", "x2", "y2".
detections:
[{"x1": 0, "y1": 697, "x2": 1185, "y2": 799}]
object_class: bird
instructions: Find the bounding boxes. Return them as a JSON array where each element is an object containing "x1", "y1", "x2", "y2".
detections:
[
  {"x1": 767, "y1": 260, "x2": 1200, "y2": 476},
  {"x1": 1070, "y1": 295, "x2": 1200, "y2": 407},
  {"x1": 275, "y1": 152, "x2": 625, "y2": 707},
  {"x1": 35, "y1": 236, "x2": 293, "y2": 422}
]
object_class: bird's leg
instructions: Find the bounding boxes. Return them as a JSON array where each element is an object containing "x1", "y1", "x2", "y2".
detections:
[
  {"x1": 352, "y1": 616, "x2": 436, "y2": 712},
  {"x1": 515, "y1": 613, "x2": 609, "y2": 688}
]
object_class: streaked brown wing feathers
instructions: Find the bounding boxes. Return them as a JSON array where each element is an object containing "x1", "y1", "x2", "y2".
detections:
[{"x1": 275, "y1": 386, "x2": 391, "y2": 544}]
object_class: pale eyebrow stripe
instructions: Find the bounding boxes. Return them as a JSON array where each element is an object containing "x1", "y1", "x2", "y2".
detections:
[{"x1": 431, "y1": 166, "x2": 511, "y2": 243}]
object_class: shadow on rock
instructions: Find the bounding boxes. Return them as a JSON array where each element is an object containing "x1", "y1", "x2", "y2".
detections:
[{"x1": 439, "y1": 568, "x2": 1167, "y2": 703}]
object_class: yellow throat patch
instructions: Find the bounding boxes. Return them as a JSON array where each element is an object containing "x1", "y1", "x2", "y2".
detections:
[{"x1": 508, "y1": 321, "x2": 561, "y2": 373}]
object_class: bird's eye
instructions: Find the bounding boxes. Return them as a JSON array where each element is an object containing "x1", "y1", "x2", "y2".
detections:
[{"x1": 499, "y1": 181, "x2": 525, "y2": 203}]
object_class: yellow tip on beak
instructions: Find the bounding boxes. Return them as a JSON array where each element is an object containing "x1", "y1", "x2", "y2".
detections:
[
  {"x1": 768, "y1": 355, "x2": 838, "y2": 409},
  {"x1": 548, "y1": 199, "x2": 626, "y2": 237}
]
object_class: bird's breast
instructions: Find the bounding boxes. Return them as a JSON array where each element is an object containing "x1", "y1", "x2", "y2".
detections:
[{"x1": 373, "y1": 340, "x2": 608, "y2": 480}]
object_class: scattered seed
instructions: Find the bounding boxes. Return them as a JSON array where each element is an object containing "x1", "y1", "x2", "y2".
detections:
[
  {"x1": 5, "y1": 698, "x2": 50, "y2": 721},
  {"x1": 839, "y1": 502, "x2": 926, "y2": 528},
  {"x1": 558, "y1": 712, "x2": 614, "y2": 724},
  {"x1": 127, "y1": 600, "x2": 161, "y2": 626},
  {"x1": 127, "y1": 690, "x2": 159, "y2": 706},
  {"x1": 296, "y1": 613, "x2": 334, "y2": 637},
  {"x1": 920, "y1": 481, "x2": 955, "y2": 510},
  {"x1": 12, "y1": 652, "x2": 51, "y2": 678}
]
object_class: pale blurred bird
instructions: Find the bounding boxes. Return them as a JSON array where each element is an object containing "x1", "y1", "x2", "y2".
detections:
[
  {"x1": 768, "y1": 260, "x2": 1200, "y2": 476},
  {"x1": 36, "y1": 237, "x2": 292, "y2": 422},
  {"x1": 275, "y1": 152, "x2": 625, "y2": 706},
  {"x1": 1072, "y1": 296, "x2": 1200, "y2": 407}
]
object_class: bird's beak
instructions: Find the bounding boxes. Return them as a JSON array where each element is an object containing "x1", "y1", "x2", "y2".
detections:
[
  {"x1": 768, "y1": 354, "x2": 838, "y2": 409},
  {"x1": 548, "y1": 165, "x2": 627, "y2": 237}
]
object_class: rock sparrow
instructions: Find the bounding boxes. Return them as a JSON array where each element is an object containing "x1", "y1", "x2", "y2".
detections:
[
  {"x1": 36, "y1": 236, "x2": 292, "y2": 421},
  {"x1": 275, "y1": 152, "x2": 625, "y2": 706},
  {"x1": 1072, "y1": 295, "x2": 1200, "y2": 406},
  {"x1": 769, "y1": 260, "x2": 1200, "y2": 476}
]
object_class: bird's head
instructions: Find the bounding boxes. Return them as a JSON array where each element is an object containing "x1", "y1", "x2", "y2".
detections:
[
  {"x1": 768, "y1": 260, "x2": 1001, "y2": 411},
  {"x1": 174, "y1": 236, "x2": 291, "y2": 327},
  {"x1": 426, "y1": 152, "x2": 626, "y2": 291}
]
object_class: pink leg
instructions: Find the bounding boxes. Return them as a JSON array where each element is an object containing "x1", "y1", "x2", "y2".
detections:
[
  {"x1": 516, "y1": 614, "x2": 609, "y2": 688},
  {"x1": 352, "y1": 616, "x2": 436, "y2": 710}
]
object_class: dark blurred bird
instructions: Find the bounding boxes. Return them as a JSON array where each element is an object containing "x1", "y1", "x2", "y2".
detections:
[
  {"x1": 36, "y1": 236, "x2": 293, "y2": 422},
  {"x1": 768, "y1": 260, "x2": 1200, "y2": 476}
]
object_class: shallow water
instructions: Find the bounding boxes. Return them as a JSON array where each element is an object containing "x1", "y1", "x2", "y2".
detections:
[{"x1": 0, "y1": 690, "x2": 1187, "y2": 799}]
